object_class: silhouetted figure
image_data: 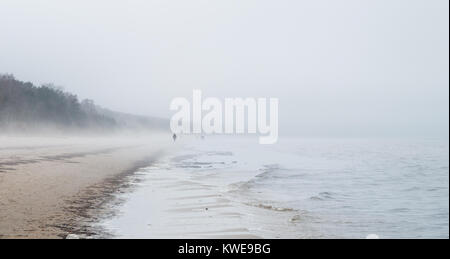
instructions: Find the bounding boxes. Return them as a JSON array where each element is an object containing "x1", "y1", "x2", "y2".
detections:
[{"x1": 173, "y1": 133, "x2": 177, "y2": 142}]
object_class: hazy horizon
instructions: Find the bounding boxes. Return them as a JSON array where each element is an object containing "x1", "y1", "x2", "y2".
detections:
[{"x1": 0, "y1": 0, "x2": 448, "y2": 138}]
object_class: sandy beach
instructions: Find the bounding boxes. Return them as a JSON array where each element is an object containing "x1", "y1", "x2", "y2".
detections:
[
  {"x1": 1, "y1": 136, "x2": 448, "y2": 239},
  {"x1": 0, "y1": 135, "x2": 298, "y2": 239},
  {"x1": 0, "y1": 135, "x2": 171, "y2": 239}
]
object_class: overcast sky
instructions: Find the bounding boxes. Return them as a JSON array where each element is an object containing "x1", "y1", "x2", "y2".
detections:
[{"x1": 0, "y1": 0, "x2": 448, "y2": 138}]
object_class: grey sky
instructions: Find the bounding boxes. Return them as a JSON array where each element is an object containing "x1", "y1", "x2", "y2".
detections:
[{"x1": 0, "y1": 0, "x2": 448, "y2": 138}]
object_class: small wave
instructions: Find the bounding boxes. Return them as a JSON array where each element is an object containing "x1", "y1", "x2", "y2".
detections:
[
  {"x1": 260, "y1": 164, "x2": 282, "y2": 173},
  {"x1": 389, "y1": 207, "x2": 411, "y2": 213},
  {"x1": 246, "y1": 202, "x2": 295, "y2": 212},
  {"x1": 230, "y1": 164, "x2": 299, "y2": 195},
  {"x1": 252, "y1": 164, "x2": 287, "y2": 180},
  {"x1": 403, "y1": 186, "x2": 421, "y2": 192},
  {"x1": 310, "y1": 192, "x2": 335, "y2": 201},
  {"x1": 227, "y1": 165, "x2": 284, "y2": 191},
  {"x1": 426, "y1": 187, "x2": 446, "y2": 192},
  {"x1": 206, "y1": 151, "x2": 233, "y2": 156},
  {"x1": 175, "y1": 161, "x2": 233, "y2": 170}
]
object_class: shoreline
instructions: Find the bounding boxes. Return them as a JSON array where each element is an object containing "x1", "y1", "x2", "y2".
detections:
[
  {"x1": 0, "y1": 135, "x2": 171, "y2": 239},
  {"x1": 53, "y1": 151, "x2": 165, "y2": 239},
  {"x1": 3, "y1": 136, "x2": 447, "y2": 239},
  {"x1": 97, "y1": 139, "x2": 305, "y2": 239}
]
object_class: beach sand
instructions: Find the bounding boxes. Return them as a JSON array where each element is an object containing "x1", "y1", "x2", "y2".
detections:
[
  {"x1": 0, "y1": 135, "x2": 171, "y2": 239},
  {"x1": 0, "y1": 136, "x2": 304, "y2": 239}
]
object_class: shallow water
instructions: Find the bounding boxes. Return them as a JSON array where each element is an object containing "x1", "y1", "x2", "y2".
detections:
[{"x1": 100, "y1": 137, "x2": 449, "y2": 239}]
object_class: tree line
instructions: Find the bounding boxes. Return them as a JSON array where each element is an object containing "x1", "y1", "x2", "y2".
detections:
[{"x1": 0, "y1": 74, "x2": 116, "y2": 131}]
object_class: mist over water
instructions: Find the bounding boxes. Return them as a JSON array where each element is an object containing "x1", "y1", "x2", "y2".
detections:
[
  {"x1": 0, "y1": 0, "x2": 448, "y2": 240},
  {"x1": 1, "y1": 0, "x2": 448, "y2": 139}
]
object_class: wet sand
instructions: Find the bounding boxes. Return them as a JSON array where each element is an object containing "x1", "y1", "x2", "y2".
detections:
[
  {"x1": 0, "y1": 135, "x2": 171, "y2": 239},
  {"x1": 99, "y1": 144, "x2": 304, "y2": 239}
]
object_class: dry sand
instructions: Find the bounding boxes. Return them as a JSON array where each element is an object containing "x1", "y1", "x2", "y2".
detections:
[{"x1": 0, "y1": 135, "x2": 172, "y2": 239}]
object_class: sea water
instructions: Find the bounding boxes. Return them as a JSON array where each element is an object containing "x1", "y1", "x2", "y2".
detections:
[{"x1": 100, "y1": 136, "x2": 449, "y2": 239}]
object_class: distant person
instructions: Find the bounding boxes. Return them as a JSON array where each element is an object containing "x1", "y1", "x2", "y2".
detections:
[{"x1": 172, "y1": 133, "x2": 177, "y2": 142}]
